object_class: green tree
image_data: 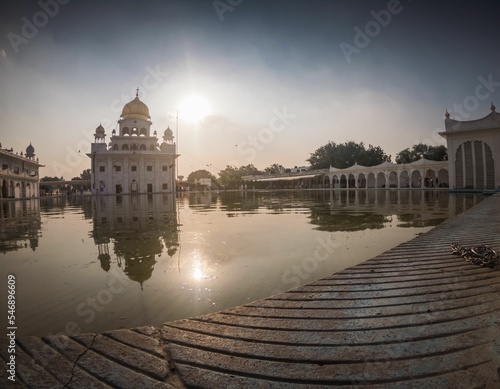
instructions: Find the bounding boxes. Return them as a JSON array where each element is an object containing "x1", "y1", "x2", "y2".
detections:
[
  {"x1": 218, "y1": 165, "x2": 240, "y2": 189},
  {"x1": 395, "y1": 143, "x2": 447, "y2": 163},
  {"x1": 80, "y1": 168, "x2": 91, "y2": 180},
  {"x1": 426, "y1": 145, "x2": 448, "y2": 161},
  {"x1": 217, "y1": 164, "x2": 261, "y2": 189},
  {"x1": 307, "y1": 141, "x2": 390, "y2": 169},
  {"x1": 186, "y1": 169, "x2": 217, "y2": 188},
  {"x1": 238, "y1": 164, "x2": 260, "y2": 176},
  {"x1": 394, "y1": 148, "x2": 412, "y2": 164},
  {"x1": 187, "y1": 169, "x2": 216, "y2": 183},
  {"x1": 264, "y1": 163, "x2": 285, "y2": 174}
]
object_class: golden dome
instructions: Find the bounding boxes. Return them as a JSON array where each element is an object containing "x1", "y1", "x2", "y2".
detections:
[{"x1": 121, "y1": 94, "x2": 150, "y2": 119}]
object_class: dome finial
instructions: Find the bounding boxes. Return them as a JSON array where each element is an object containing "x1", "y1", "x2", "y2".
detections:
[
  {"x1": 445, "y1": 109, "x2": 450, "y2": 119},
  {"x1": 491, "y1": 101, "x2": 496, "y2": 112},
  {"x1": 136, "y1": 87, "x2": 139, "y2": 98}
]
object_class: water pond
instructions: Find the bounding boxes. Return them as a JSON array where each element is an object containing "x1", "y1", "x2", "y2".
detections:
[{"x1": 0, "y1": 189, "x2": 483, "y2": 337}]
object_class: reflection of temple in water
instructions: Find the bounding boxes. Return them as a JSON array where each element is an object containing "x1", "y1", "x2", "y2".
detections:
[
  {"x1": 184, "y1": 190, "x2": 482, "y2": 230},
  {"x1": 0, "y1": 199, "x2": 41, "y2": 253},
  {"x1": 91, "y1": 194, "x2": 178, "y2": 287},
  {"x1": 308, "y1": 190, "x2": 483, "y2": 231}
]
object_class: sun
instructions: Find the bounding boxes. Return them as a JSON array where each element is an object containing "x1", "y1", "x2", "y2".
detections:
[{"x1": 180, "y1": 95, "x2": 211, "y2": 122}]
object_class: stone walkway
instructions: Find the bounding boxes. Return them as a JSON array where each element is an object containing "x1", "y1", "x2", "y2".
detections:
[{"x1": 2, "y1": 194, "x2": 500, "y2": 388}]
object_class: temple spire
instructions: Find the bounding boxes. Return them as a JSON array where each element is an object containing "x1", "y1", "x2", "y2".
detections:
[{"x1": 136, "y1": 87, "x2": 139, "y2": 98}]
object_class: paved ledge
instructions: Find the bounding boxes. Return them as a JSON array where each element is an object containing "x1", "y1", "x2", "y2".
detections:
[{"x1": 2, "y1": 194, "x2": 500, "y2": 388}]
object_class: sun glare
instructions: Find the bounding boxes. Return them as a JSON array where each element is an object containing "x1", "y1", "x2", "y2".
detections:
[
  {"x1": 190, "y1": 250, "x2": 206, "y2": 280},
  {"x1": 180, "y1": 95, "x2": 211, "y2": 122}
]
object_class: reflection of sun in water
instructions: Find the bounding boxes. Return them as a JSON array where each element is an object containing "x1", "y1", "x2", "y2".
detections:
[
  {"x1": 193, "y1": 265, "x2": 204, "y2": 280},
  {"x1": 180, "y1": 95, "x2": 211, "y2": 123},
  {"x1": 191, "y1": 251, "x2": 205, "y2": 280}
]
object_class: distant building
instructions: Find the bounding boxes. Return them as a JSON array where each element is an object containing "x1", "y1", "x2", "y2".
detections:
[
  {"x1": 0, "y1": 143, "x2": 43, "y2": 199},
  {"x1": 440, "y1": 103, "x2": 499, "y2": 191},
  {"x1": 195, "y1": 177, "x2": 212, "y2": 189},
  {"x1": 288, "y1": 166, "x2": 309, "y2": 173},
  {"x1": 87, "y1": 89, "x2": 178, "y2": 195}
]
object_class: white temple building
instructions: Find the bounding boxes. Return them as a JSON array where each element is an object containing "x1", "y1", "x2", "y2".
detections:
[
  {"x1": 1, "y1": 143, "x2": 43, "y2": 199},
  {"x1": 88, "y1": 89, "x2": 178, "y2": 195},
  {"x1": 440, "y1": 103, "x2": 499, "y2": 191}
]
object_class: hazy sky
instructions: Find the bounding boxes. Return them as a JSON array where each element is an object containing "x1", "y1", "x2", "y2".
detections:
[{"x1": 1, "y1": 0, "x2": 499, "y2": 178}]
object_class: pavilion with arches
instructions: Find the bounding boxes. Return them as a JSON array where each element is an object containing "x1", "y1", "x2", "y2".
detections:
[
  {"x1": 243, "y1": 105, "x2": 499, "y2": 192},
  {"x1": 243, "y1": 158, "x2": 449, "y2": 190},
  {"x1": 440, "y1": 103, "x2": 499, "y2": 191},
  {"x1": 325, "y1": 158, "x2": 448, "y2": 189}
]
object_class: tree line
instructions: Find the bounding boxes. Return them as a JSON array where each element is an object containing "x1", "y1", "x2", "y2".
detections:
[
  {"x1": 186, "y1": 142, "x2": 447, "y2": 189},
  {"x1": 41, "y1": 142, "x2": 447, "y2": 190}
]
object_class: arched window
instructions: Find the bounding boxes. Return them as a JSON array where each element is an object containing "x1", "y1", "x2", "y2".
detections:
[
  {"x1": 132, "y1": 144, "x2": 138, "y2": 150},
  {"x1": 139, "y1": 144, "x2": 147, "y2": 150},
  {"x1": 388, "y1": 171, "x2": 398, "y2": 188},
  {"x1": 113, "y1": 144, "x2": 118, "y2": 150},
  {"x1": 122, "y1": 144, "x2": 129, "y2": 150},
  {"x1": 376, "y1": 172, "x2": 386, "y2": 188},
  {"x1": 122, "y1": 127, "x2": 130, "y2": 136},
  {"x1": 455, "y1": 141, "x2": 494, "y2": 189},
  {"x1": 358, "y1": 173, "x2": 367, "y2": 188},
  {"x1": 399, "y1": 171, "x2": 410, "y2": 188},
  {"x1": 410, "y1": 170, "x2": 422, "y2": 188},
  {"x1": 140, "y1": 128, "x2": 148, "y2": 136}
]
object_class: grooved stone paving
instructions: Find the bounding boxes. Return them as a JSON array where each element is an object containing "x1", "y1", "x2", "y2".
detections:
[{"x1": 2, "y1": 194, "x2": 500, "y2": 388}]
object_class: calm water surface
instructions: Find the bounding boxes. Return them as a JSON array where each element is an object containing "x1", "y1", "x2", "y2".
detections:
[{"x1": 0, "y1": 190, "x2": 483, "y2": 337}]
